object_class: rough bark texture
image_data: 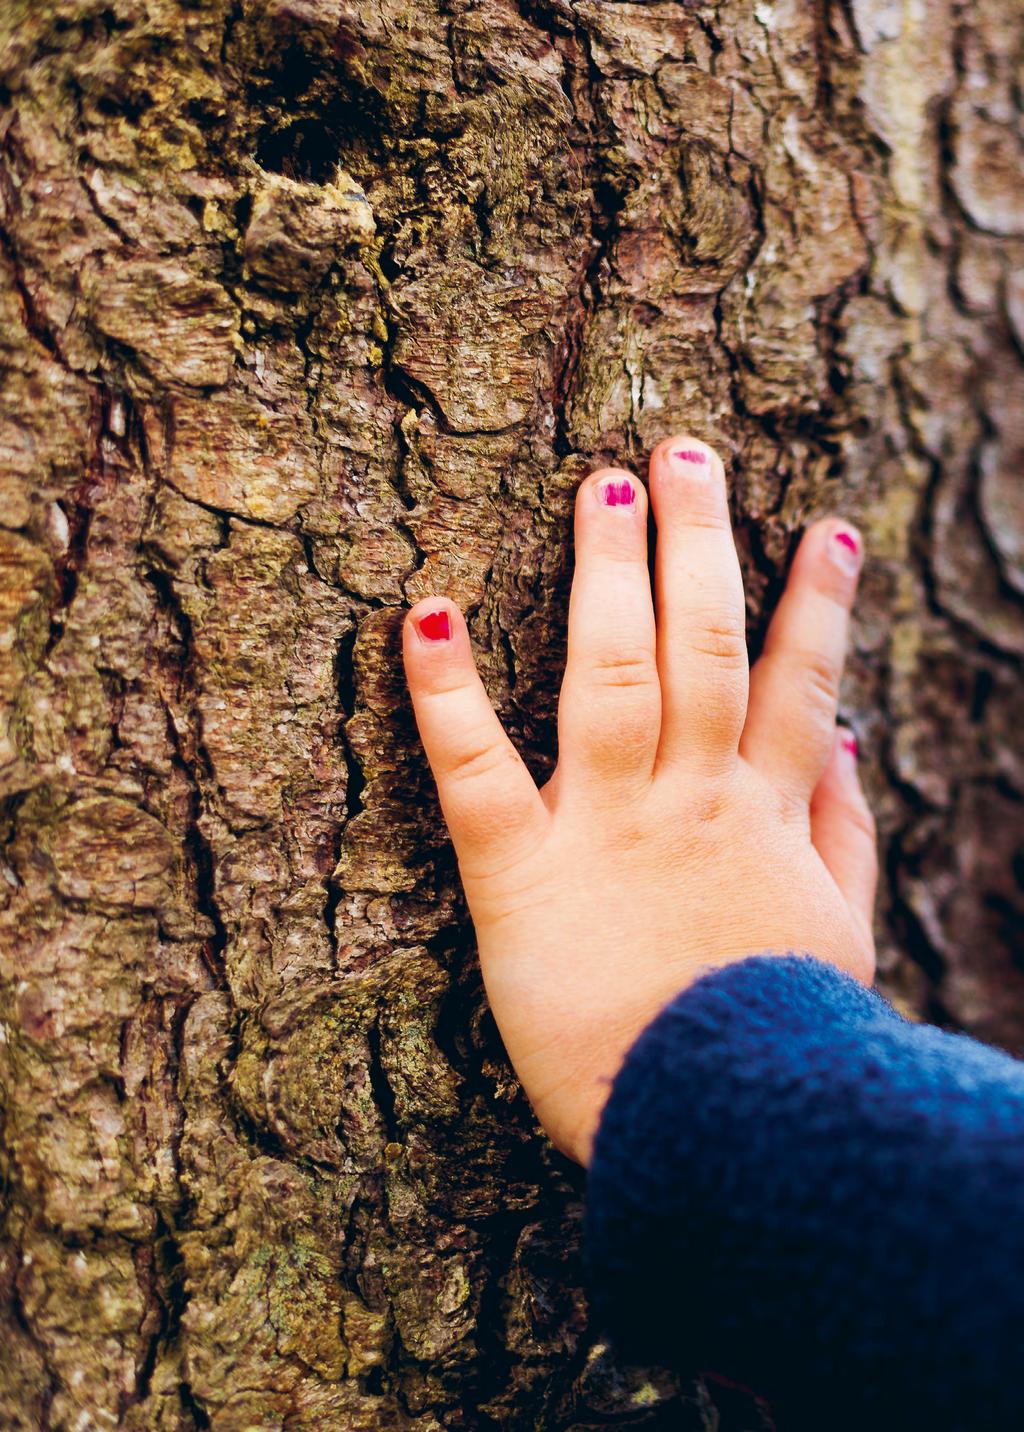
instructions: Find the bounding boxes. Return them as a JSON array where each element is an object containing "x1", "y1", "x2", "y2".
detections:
[{"x1": 0, "y1": 1, "x2": 1022, "y2": 1427}]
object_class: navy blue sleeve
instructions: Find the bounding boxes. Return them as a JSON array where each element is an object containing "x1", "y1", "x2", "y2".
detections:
[{"x1": 584, "y1": 954, "x2": 1024, "y2": 1431}]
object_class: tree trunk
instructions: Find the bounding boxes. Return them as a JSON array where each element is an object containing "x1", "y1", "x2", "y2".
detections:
[{"x1": 1, "y1": 0, "x2": 1022, "y2": 1427}]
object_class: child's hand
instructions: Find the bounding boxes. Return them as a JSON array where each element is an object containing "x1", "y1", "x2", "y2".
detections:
[{"x1": 403, "y1": 437, "x2": 877, "y2": 1166}]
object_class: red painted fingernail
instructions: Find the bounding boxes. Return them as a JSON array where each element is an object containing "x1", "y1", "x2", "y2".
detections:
[
  {"x1": 599, "y1": 477, "x2": 635, "y2": 507},
  {"x1": 417, "y1": 610, "x2": 451, "y2": 642},
  {"x1": 841, "y1": 732, "x2": 858, "y2": 759},
  {"x1": 829, "y1": 526, "x2": 862, "y2": 575},
  {"x1": 672, "y1": 448, "x2": 708, "y2": 466}
]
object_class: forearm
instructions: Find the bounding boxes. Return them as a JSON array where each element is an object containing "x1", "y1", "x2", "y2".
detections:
[{"x1": 584, "y1": 954, "x2": 1024, "y2": 1431}]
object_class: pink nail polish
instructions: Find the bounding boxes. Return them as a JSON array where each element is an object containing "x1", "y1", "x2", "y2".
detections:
[
  {"x1": 829, "y1": 527, "x2": 862, "y2": 576},
  {"x1": 841, "y1": 732, "x2": 858, "y2": 759},
  {"x1": 672, "y1": 448, "x2": 708, "y2": 466},
  {"x1": 417, "y1": 610, "x2": 451, "y2": 642},
  {"x1": 600, "y1": 478, "x2": 635, "y2": 507}
]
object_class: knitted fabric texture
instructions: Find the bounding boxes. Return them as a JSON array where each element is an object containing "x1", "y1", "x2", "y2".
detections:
[{"x1": 584, "y1": 954, "x2": 1024, "y2": 1430}]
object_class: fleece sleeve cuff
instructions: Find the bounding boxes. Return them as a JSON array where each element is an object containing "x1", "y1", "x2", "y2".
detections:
[{"x1": 584, "y1": 954, "x2": 1024, "y2": 1431}]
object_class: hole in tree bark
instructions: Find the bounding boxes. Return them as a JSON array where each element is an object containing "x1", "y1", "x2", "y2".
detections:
[{"x1": 252, "y1": 41, "x2": 387, "y2": 184}]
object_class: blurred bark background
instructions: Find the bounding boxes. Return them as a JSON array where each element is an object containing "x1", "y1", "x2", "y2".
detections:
[{"x1": 1, "y1": 0, "x2": 1022, "y2": 1427}]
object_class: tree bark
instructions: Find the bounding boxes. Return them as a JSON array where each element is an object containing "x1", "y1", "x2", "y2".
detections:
[{"x1": 1, "y1": 0, "x2": 1022, "y2": 1427}]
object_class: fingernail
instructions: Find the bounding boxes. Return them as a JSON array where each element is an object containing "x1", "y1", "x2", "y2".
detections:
[
  {"x1": 829, "y1": 526, "x2": 862, "y2": 576},
  {"x1": 671, "y1": 447, "x2": 710, "y2": 470},
  {"x1": 598, "y1": 477, "x2": 635, "y2": 507},
  {"x1": 416, "y1": 610, "x2": 451, "y2": 642},
  {"x1": 841, "y1": 731, "x2": 859, "y2": 760}
]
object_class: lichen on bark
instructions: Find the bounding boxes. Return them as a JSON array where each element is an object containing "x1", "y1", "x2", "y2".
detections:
[{"x1": 1, "y1": 1, "x2": 1022, "y2": 1428}]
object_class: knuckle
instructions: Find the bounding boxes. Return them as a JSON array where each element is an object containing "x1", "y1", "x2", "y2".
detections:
[
  {"x1": 797, "y1": 647, "x2": 842, "y2": 707},
  {"x1": 674, "y1": 773, "x2": 736, "y2": 828},
  {"x1": 576, "y1": 688, "x2": 660, "y2": 758},
  {"x1": 591, "y1": 545, "x2": 647, "y2": 569},
  {"x1": 680, "y1": 510, "x2": 732, "y2": 535},
  {"x1": 686, "y1": 615, "x2": 747, "y2": 666},
  {"x1": 844, "y1": 796, "x2": 877, "y2": 844},
  {"x1": 444, "y1": 737, "x2": 518, "y2": 788},
  {"x1": 422, "y1": 673, "x2": 475, "y2": 702},
  {"x1": 455, "y1": 820, "x2": 537, "y2": 884},
  {"x1": 585, "y1": 647, "x2": 660, "y2": 690}
]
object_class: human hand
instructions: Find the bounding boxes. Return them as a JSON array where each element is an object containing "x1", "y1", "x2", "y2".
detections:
[{"x1": 403, "y1": 437, "x2": 877, "y2": 1166}]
